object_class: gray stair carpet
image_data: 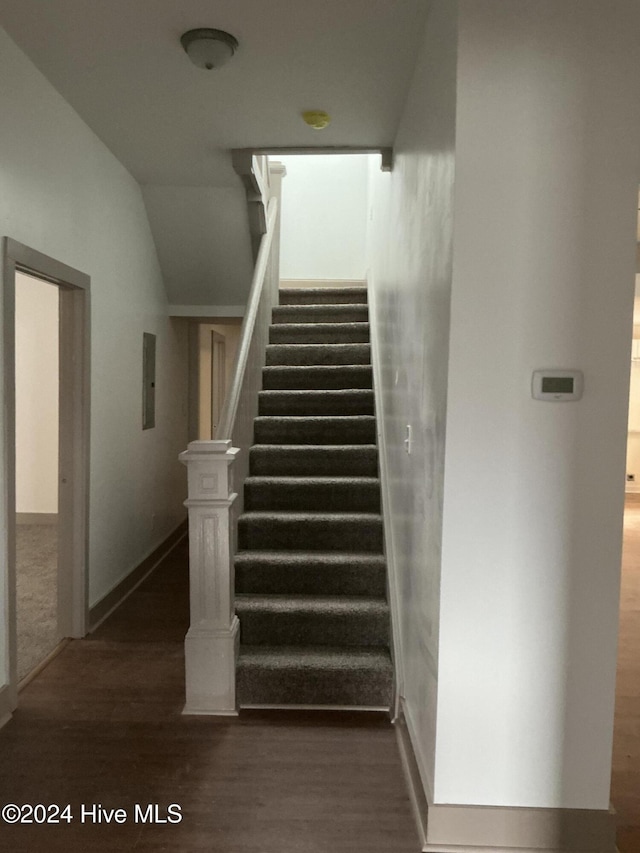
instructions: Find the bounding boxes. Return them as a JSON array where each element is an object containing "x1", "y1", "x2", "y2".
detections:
[{"x1": 235, "y1": 285, "x2": 393, "y2": 709}]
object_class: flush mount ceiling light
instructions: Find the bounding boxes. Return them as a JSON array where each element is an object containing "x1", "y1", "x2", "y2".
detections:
[{"x1": 180, "y1": 28, "x2": 239, "y2": 70}]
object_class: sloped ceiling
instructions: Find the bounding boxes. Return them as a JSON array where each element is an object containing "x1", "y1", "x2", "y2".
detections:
[{"x1": 0, "y1": 0, "x2": 429, "y2": 304}]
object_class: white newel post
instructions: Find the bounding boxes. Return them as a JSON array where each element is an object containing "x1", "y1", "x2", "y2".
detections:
[{"x1": 179, "y1": 440, "x2": 240, "y2": 715}]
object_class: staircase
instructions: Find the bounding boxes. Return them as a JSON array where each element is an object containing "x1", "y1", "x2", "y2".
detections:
[{"x1": 235, "y1": 286, "x2": 393, "y2": 709}]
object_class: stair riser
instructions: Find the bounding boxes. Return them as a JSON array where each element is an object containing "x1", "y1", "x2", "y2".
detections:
[
  {"x1": 266, "y1": 344, "x2": 371, "y2": 366},
  {"x1": 244, "y1": 481, "x2": 381, "y2": 512},
  {"x1": 249, "y1": 446, "x2": 379, "y2": 477},
  {"x1": 258, "y1": 390, "x2": 374, "y2": 416},
  {"x1": 238, "y1": 517, "x2": 383, "y2": 551},
  {"x1": 254, "y1": 417, "x2": 376, "y2": 445},
  {"x1": 237, "y1": 609, "x2": 389, "y2": 647},
  {"x1": 278, "y1": 288, "x2": 368, "y2": 305},
  {"x1": 272, "y1": 306, "x2": 369, "y2": 324},
  {"x1": 262, "y1": 366, "x2": 373, "y2": 390},
  {"x1": 237, "y1": 669, "x2": 391, "y2": 708},
  {"x1": 235, "y1": 561, "x2": 387, "y2": 596},
  {"x1": 269, "y1": 324, "x2": 370, "y2": 344}
]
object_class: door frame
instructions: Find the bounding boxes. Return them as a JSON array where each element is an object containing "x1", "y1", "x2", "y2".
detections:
[{"x1": 3, "y1": 238, "x2": 90, "y2": 708}]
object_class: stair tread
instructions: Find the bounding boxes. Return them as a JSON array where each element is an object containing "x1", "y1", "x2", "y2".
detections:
[
  {"x1": 270, "y1": 322, "x2": 369, "y2": 330},
  {"x1": 266, "y1": 343, "x2": 370, "y2": 349},
  {"x1": 272, "y1": 306, "x2": 369, "y2": 324},
  {"x1": 235, "y1": 550, "x2": 386, "y2": 563},
  {"x1": 274, "y1": 302, "x2": 368, "y2": 308},
  {"x1": 250, "y1": 443, "x2": 378, "y2": 451},
  {"x1": 239, "y1": 510, "x2": 382, "y2": 521},
  {"x1": 263, "y1": 363, "x2": 371, "y2": 368},
  {"x1": 235, "y1": 550, "x2": 387, "y2": 596},
  {"x1": 255, "y1": 415, "x2": 376, "y2": 422},
  {"x1": 266, "y1": 343, "x2": 371, "y2": 366},
  {"x1": 253, "y1": 417, "x2": 377, "y2": 445},
  {"x1": 245, "y1": 476, "x2": 380, "y2": 484},
  {"x1": 270, "y1": 324, "x2": 370, "y2": 344},
  {"x1": 236, "y1": 594, "x2": 389, "y2": 612},
  {"x1": 258, "y1": 388, "x2": 375, "y2": 417},
  {"x1": 273, "y1": 304, "x2": 368, "y2": 311},
  {"x1": 249, "y1": 445, "x2": 379, "y2": 476},
  {"x1": 238, "y1": 645, "x2": 391, "y2": 669},
  {"x1": 259, "y1": 388, "x2": 373, "y2": 396},
  {"x1": 279, "y1": 287, "x2": 367, "y2": 296}
]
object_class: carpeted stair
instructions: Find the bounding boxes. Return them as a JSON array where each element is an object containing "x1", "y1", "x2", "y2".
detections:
[{"x1": 235, "y1": 285, "x2": 393, "y2": 709}]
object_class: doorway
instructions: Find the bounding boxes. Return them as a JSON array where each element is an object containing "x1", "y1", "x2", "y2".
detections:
[
  {"x1": 192, "y1": 321, "x2": 241, "y2": 440},
  {"x1": 3, "y1": 239, "x2": 90, "y2": 707},
  {"x1": 15, "y1": 272, "x2": 60, "y2": 681}
]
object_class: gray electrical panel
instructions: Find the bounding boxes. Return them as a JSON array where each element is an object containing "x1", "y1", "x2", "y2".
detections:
[{"x1": 142, "y1": 332, "x2": 156, "y2": 429}]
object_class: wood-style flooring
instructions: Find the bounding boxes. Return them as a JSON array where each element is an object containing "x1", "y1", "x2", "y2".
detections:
[
  {"x1": 3, "y1": 502, "x2": 640, "y2": 853},
  {"x1": 612, "y1": 498, "x2": 640, "y2": 853},
  {"x1": 0, "y1": 538, "x2": 419, "y2": 853}
]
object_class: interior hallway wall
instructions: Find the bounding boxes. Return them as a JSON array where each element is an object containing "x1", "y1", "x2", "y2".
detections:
[
  {"x1": 369, "y1": 0, "x2": 640, "y2": 818},
  {"x1": 367, "y1": 0, "x2": 458, "y2": 800},
  {"x1": 0, "y1": 25, "x2": 189, "y2": 691},
  {"x1": 437, "y1": 0, "x2": 640, "y2": 810},
  {"x1": 278, "y1": 154, "x2": 370, "y2": 281},
  {"x1": 15, "y1": 273, "x2": 59, "y2": 515}
]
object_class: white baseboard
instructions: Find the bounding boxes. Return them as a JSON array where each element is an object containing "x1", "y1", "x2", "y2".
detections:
[
  {"x1": 89, "y1": 521, "x2": 187, "y2": 631},
  {"x1": 395, "y1": 704, "x2": 430, "y2": 849},
  {"x1": 169, "y1": 305, "x2": 246, "y2": 317},
  {"x1": 395, "y1": 703, "x2": 616, "y2": 853},
  {"x1": 16, "y1": 512, "x2": 58, "y2": 525},
  {"x1": 18, "y1": 639, "x2": 70, "y2": 692},
  {"x1": 182, "y1": 706, "x2": 239, "y2": 717}
]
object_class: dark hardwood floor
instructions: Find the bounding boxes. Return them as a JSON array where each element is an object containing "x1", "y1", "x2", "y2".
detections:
[
  {"x1": 6, "y1": 500, "x2": 638, "y2": 853},
  {"x1": 0, "y1": 538, "x2": 419, "y2": 853}
]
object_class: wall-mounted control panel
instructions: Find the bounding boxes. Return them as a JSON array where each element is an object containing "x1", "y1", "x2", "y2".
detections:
[{"x1": 532, "y1": 369, "x2": 583, "y2": 402}]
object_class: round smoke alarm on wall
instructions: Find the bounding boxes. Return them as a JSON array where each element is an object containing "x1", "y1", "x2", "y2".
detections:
[{"x1": 302, "y1": 110, "x2": 331, "y2": 130}]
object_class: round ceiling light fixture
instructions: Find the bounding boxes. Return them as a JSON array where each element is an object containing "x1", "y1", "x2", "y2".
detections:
[
  {"x1": 180, "y1": 28, "x2": 239, "y2": 70},
  {"x1": 302, "y1": 110, "x2": 331, "y2": 130}
]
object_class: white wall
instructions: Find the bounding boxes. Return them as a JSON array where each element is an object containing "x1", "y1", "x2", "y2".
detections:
[
  {"x1": 367, "y1": 0, "x2": 458, "y2": 800},
  {"x1": 369, "y1": 0, "x2": 640, "y2": 817},
  {"x1": 142, "y1": 186, "x2": 254, "y2": 308},
  {"x1": 278, "y1": 154, "x2": 369, "y2": 281},
  {"x1": 15, "y1": 273, "x2": 59, "y2": 514},
  {"x1": 436, "y1": 0, "x2": 640, "y2": 810},
  {"x1": 0, "y1": 23, "x2": 189, "y2": 685}
]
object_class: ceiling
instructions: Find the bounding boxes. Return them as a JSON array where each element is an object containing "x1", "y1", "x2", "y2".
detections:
[
  {"x1": 0, "y1": 1, "x2": 428, "y2": 306},
  {"x1": 0, "y1": 0, "x2": 429, "y2": 187}
]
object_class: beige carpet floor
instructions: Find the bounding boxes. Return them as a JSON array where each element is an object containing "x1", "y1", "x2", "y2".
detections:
[{"x1": 16, "y1": 523, "x2": 58, "y2": 680}]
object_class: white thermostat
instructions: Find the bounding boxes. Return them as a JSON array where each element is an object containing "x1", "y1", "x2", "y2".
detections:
[{"x1": 532, "y1": 369, "x2": 583, "y2": 401}]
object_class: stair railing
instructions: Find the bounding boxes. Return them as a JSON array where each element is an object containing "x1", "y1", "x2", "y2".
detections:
[
  {"x1": 215, "y1": 192, "x2": 280, "y2": 472},
  {"x1": 179, "y1": 162, "x2": 284, "y2": 715}
]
